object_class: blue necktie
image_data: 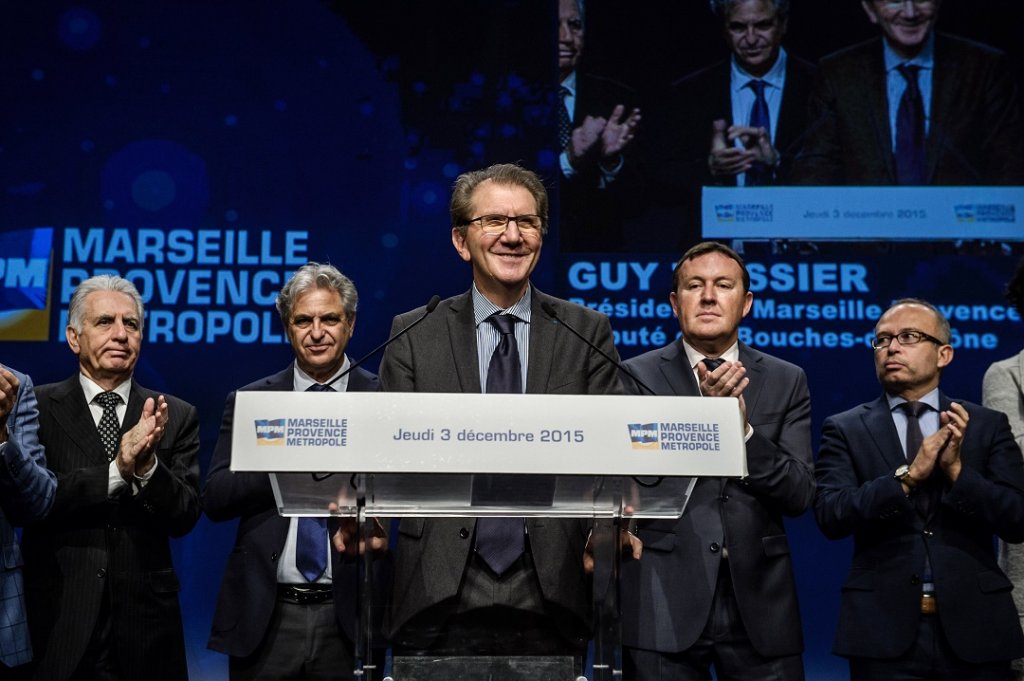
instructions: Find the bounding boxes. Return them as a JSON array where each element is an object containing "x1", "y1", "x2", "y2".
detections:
[
  {"x1": 296, "y1": 383, "x2": 333, "y2": 581},
  {"x1": 746, "y1": 79, "x2": 771, "y2": 185},
  {"x1": 895, "y1": 63, "x2": 926, "y2": 185},
  {"x1": 476, "y1": 314, "x2": 525, "y2": 575}
]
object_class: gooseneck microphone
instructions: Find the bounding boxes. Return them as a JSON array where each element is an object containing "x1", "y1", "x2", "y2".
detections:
[
  {"x1": 326, "y1": 294, "x2": 441, "y2": 388},
  {"x1": 540, "y1": 301, "x2": 657, "y2": 397}
]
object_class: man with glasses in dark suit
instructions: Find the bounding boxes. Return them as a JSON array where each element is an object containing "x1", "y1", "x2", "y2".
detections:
[{"x1": 815, "y1": 298, "x2": 1024, "y2": 679}]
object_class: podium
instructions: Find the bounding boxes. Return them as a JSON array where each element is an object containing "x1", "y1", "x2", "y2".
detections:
[{"x1": 231, "y1": 391, "x2": 747, "y2": 680}]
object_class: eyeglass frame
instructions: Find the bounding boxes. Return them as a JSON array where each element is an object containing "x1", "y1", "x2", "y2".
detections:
[
  {"x1": 870, "y1": 329, "x2": 947, "y2": 350},
  {"x1": 463, "y1": 213, "x2": 546, "y2": 235}
]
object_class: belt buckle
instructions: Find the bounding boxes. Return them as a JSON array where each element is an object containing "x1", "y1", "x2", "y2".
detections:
[{"x1": 920, "y1": 593, "x2": 937, "y2": 614}]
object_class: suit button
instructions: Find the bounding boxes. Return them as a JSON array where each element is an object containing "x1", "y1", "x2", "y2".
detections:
[
  {"x1": 923, "y1": 530, "x2": 934, "y2": 537},
  {"x1": 96, "y1": 568, "x2": 106, "y2": 578},
  {"x1": 910, "y1": 575, "x2": 921, "y2": 585},
  {"x1": 271, "y1": 552, "x2": 279, "y2": 561},
  {"x1": 709, "y1": 542, "x2": 721, "y2": 553},
  {"x1": 720, "y1": 495, "x2": 730, "y2": 502},
  {"x1": 459, "y1": 528, "x2": 470, "y2": 539}
]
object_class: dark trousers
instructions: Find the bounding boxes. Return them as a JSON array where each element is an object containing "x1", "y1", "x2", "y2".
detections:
[
  {"x1": 849, "y1": 614, "x2": 1012, "y2": 681},
  {"x1": 395, "y1": 552, "x2": 586, "y2": 659},
  {"x1": 230, "y1": 599, "x2": 358, "y2": 681},
  {"x1": 624, "y1": 560, "x2": 803, "y2": 681}
]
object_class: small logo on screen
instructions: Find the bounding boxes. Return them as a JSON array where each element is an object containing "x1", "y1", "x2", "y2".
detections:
[
  {"x1": 954, "y1": 204, "x2": 1015, "y2": 223},
  {"x1": 254, "y1": 419, "x2": 287, "y2": 445},
  {"x1": 627, "y1": 423, "x2": 660, "y2": 450}
]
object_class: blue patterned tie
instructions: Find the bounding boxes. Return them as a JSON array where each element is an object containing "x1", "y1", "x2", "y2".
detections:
[
  {"x1": 296, "y1": 383, "x2": 333, "y2": 581},
  {"x1": 746, "y1": 79, "x2": 771, "y2": 185},
  {"x1": 476, "y1": 314, "x2": 525, "y2": 574}
]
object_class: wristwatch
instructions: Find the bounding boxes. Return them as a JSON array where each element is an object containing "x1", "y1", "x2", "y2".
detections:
[{"x1": 894, "y1": 464, "x2": 917, "y2": 489}]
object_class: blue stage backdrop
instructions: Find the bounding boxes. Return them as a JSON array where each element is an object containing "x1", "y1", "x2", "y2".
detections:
[{"x1": 2, "y1": 2, "x2": 1022, "y2": 679}]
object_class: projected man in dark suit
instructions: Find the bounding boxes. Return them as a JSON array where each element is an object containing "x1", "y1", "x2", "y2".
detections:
[
  {"x1": 23, "y1": 275, "x2": 200, "y2": 681},
  {"x1": 380, "y1": 163, "x2": 624, "y2": 659},
  {"x1": 557, "y1": 0, "x2": 642, "y2": 252},
  {"x1": 0, "y1": 365, "x2": 55, "y2": 672},
  {"x1": 641, "y1": 0, "x2": 815, "y2": 251},
  {"x1": 815, "y1": 299, "x2": 1024, "y2": 680},
  {"x1": 619, "y1": 242, "x2": 813, "y2": 681},
  {"x1": 792, "y1": 0, "x2": 1024, "y2": 185},
  {"x1": 204, "y1": 262, "x2": 382, "y2": 680}
]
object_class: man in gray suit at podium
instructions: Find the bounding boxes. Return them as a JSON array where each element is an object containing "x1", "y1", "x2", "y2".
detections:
[
  {"x1": 619, "y1": 241, "x2": 813, "y2": 681},
  {"x1": 379, "y1": 163, "x2": 623, "y2": 661}
]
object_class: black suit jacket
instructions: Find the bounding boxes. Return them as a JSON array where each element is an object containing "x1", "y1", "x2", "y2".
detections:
[
  {"x1": 560, "y1": 71, "x2": 642, "y2": 253},
  {"x1": 378, "y1": 287, "x2": 622, "y2": 644},
  {"x1": 637, "y1": 55, "x2": 815, "y2": 252},
  {"x1": 24, "y1": 375, "x2": 200, "y2": 681},
  {"x1": 618, "y1": 340, "x2": 813, "y2": 656},
  {"x1": 792, "y1": 34, "x2": 1024, "y2": 185},
  {"x1": 815, "y1": 394, "x2": 1024, "y2": 663},
  {"x1": 203, "y1": 362, "x2": 380, "y2": 657}
]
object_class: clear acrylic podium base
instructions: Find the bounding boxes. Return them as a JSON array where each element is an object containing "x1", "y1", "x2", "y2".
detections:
[{"x1": 388, "y1": 655, "x2": 576, "y2": 681}]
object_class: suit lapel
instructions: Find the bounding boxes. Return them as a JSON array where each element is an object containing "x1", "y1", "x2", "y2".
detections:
[
  {"x1": 865, "y1": 42, "x2": 897, "y2": 182},
  {"x1": 926, "y1": 35, "x2": 953, "y2": 183},
  {"x1": 48, "y1": 376, "x2": 107, "y2": 463},
  {"x1": 860, "y1": 395, "x2": 905, "y2": 470},
  {"x1": 658, "y1": 341, "x2": 699, "y2": 397},
  {"x1": 737, "y1": 344, "x2": 766, "y2": 415},
  {"x1": 447, "y1": 291, "x2": 482, "y2": 393},
  {"x1": 526, "y1": 290, "x2": 557, "y2": 394}
]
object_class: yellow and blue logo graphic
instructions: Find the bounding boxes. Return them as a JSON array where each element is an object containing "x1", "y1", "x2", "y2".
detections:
[
  {"x1": 627, "y1": 422, "x2": 660, "y2": 450},
  {"x1": 254, "y1": 418, "x2": 287, "y2": 445},
  {"x1": 0, "y1": 227, "x2": 53, "y2": 341}
]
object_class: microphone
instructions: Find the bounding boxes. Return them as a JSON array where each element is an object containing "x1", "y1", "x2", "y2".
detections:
[
  {"x1": 540, "y1": 301, "x2": 657, "y2": 396},
  {"x1": 326, "y1": 294, "x2": 441, "y2": 388}
]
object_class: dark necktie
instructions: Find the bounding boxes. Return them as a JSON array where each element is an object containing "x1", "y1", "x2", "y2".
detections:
[
  {"x1": 900, "y1": 400, "x2": 939, "y2": 519},
  {"x1": 558, "y1": 86, "x2": 572, "y2": 151},
  {"x1": 95, "y1": 391, "x2": 122, "y2": 462},
  {"x1": 476, "y1": 314, "x2": 525, "y2": 574},
  {"x1": 746, "y1": 79, "x2": 771, "y2": 185},
  {"x1": 702, "y1": 357, "x2": 725, "y2": 373},
  {"x1": 296, "y1": 383, "x2": 334, "y2": 582},
  {"x1": 894, "y1": 63, "x2": 926, "y2": 185},
  {"x1": 900, "y1": 400, "x2": 926, "y2": 462}
]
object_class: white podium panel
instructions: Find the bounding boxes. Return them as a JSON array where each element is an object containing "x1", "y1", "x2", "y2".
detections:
[{"x1": 232, "y1": 392, "x2": 747, "y2": 477}]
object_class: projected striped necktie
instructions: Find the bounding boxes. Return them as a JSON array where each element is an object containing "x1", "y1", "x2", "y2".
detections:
[
  {"x1": 475, "y1": 314, "x2": 525, "y2": 575},
  {"x1": 894, "y1": 63, "x2": 926, "y2": 185},
  {"x1": 296, "y1": 382, "x2": 333, "y2": 581},
  {"x1": 746, "y1": 79, "x2": 771, "y2": 185}
]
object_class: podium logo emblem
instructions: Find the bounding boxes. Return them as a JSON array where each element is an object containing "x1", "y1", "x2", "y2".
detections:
[
  {"x1": 254, "y1": 419, "x2": 286, "y2": 445},
  {"x1": 627, "y1": 423, "x2": 659, "y2": 450}
]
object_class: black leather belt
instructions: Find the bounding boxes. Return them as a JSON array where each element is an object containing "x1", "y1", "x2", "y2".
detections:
[{"x1": 278, "y1": 584, "x2": 333, "y2": 605}]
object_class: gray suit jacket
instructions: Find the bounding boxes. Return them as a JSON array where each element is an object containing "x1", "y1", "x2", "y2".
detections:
[
  {"x1": 618, "y1": 340, "x2": 813, "y2": 657},
  {"x1": 984, "y1": 350, "x2": 1024, "y2": 674},
  {"x1": 378, "y1": 287, "x2": 622, "y2": 642},
  {"x1": 0, "y1": 367, "x2": 55, "y2": 668}
]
